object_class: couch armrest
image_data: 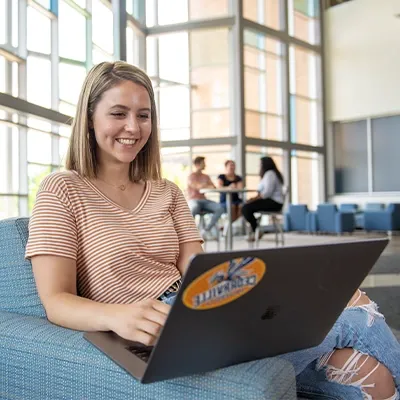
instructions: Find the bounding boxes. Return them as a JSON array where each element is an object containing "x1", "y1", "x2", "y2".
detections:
[
  {"x1": 284, "y1": 213, "x2": 291, "y2": 232},
  {"x1": 0, "y1": 310, "x2": 296, "y2": 400},
  {"x1": 307, "y1": 212, "x2": 318, "y2": 233},
  {"x1": 336, "y1": 212, "x2": 355, "y2": 233}
]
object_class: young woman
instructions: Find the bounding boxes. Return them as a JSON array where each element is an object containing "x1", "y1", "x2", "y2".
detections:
[
  {"x1": 242, "y1": 156, "x2": 284, "y2": 242},
  {"x1": 26, "y1": 62, "x2": 399, "y2": 400},
  {"x1": 217, "y1": 160, "x2": 243, "y2": 222}
]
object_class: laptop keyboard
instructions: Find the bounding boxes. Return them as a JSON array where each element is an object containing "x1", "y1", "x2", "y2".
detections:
[{"x1": 126, "y1": 345, "x2": 153, "y2": 363}]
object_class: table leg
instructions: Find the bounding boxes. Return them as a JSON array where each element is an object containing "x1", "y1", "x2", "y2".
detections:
[{"x1": 226, "y1": 192, "x2": 233, "y2": 251}]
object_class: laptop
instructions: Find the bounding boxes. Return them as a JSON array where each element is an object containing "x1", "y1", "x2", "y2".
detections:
[{"x1": 84, "y1": 238, "x2": 388, "y2": 383}]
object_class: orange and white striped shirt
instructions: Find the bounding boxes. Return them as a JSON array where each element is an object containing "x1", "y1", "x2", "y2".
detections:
[{"x1": 25, "y1": 171, "x2": 202, "y2": 304}]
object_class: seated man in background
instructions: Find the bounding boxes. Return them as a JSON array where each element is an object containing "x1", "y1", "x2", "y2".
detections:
[{"x1": 187, "y1": 156, "x2": 224, "y2": 240}]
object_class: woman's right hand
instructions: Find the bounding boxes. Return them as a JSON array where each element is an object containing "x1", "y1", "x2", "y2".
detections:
[{"x1": 107, "y1": 299, "x2": 171, "y2": 345}]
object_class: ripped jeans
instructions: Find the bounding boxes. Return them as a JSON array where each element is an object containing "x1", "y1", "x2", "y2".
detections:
[{"x1": 160, "y1": 291, "x2": 400, "y2": 400}]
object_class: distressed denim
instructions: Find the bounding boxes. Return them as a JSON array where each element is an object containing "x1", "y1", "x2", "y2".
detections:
[{"x1": 161, "y1": 293, "x2": 400, "y2": 399}]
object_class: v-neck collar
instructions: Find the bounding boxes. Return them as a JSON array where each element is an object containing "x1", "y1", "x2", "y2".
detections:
[{"x1": 75, "y1": 171, "x2": 151, "y2": 214}]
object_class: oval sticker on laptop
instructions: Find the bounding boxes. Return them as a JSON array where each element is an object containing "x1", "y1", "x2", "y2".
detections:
[{"x1": 182, "y1": 257, "x2": 266, "y2": 310}]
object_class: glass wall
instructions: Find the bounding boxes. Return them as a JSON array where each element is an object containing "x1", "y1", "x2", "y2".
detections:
[{"x1": 0, "y1": 0, "x2": 325, "y2": 217}]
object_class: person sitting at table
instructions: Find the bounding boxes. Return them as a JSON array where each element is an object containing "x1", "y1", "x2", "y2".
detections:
[
  {"x1": 187, "y1": 156, "x2": 224, "y2": 240},
  {"x1": 217, "y1": 160, "x2": 243, "y2": 223},
  {"x1": 242, "y1": 156, "x2": 284, "y2": 242}
]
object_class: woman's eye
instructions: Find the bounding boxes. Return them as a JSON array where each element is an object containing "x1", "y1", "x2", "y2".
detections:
[
  {"x1": 139, "y1": 114, "x2": 150, "y2": 119},
  {"x1": 111, "y1": 112, "x2": 125, "y2": 117}
]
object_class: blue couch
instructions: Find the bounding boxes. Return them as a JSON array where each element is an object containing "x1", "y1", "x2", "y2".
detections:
[
  {"x1": 364, "y1": 203, "x2": 400, "y2": 232},
  {"x1": 284, "y1": 204, "x2": 312, "y2": 232},
  {"x1": 310, "y1": 204, "x2": 355, "y2": 234},
  {"x1": 0, "y1": 217, "x2": 297, "y2": 399}
]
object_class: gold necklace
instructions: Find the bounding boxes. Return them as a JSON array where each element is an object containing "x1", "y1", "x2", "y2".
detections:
[{"x1": 97, "y1": 176, "x2": 130, "y2": 191}]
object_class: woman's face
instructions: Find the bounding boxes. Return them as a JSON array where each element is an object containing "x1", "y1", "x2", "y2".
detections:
[
  {"x1": 226, "y1": 161, "x2": 235, "y2": 174},
  {"x1": 91, "y1": 80, "x2": 152, "y2": 167}
]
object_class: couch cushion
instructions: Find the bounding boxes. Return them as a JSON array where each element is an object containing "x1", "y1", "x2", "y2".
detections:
[
  {"x1": 0, "y1": 217, "x2": 46, "y2": 317},
  {"x1": 0, "y1": 309, "x2": 296, "y2": 399}
]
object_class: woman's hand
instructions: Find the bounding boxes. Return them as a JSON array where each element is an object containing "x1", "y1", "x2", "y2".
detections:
[
  {"x1": 229, "y1": 182, "x2": 237, "y2": 189},
  {"x1": 107, "y1": 299, "x2": 171, "y2": 345}
]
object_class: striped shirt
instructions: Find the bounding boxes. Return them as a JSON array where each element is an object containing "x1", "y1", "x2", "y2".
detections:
[{"x1": 25, "y1": 171, "x2": 202, "y2": 304}]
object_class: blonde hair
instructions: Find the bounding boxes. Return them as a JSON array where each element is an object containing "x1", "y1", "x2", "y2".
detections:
[{"x1": 65, "y1": 61, "x2": 161, "y2": 181}]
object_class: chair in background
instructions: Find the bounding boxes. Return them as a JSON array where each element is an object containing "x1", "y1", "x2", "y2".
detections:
[
  {"x1": 254, "y1": 186, "x2": 290, "y2": 248},
  {"x1": 284, "y1": 204, "x2": 312, "y2": 233},
  {"x1": 310, "y1": 204, "x2": 355, "y2": 234},
  {"x1": 339, "y1": 203, "x2": 365, "y2": 229},
  {"x1": 197, "y1": 212, "x2": 220, "y2": 251},
  {"x1": 364, "y1": 203, "x2": 400, "y2": 233}
]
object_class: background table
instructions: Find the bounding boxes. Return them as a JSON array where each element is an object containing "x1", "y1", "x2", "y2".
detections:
[{"x1": 200, "y1": 188, "x2": 257, "y2": 250}]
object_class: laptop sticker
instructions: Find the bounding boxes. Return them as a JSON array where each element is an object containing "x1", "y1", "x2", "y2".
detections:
[{"x1": 182, "y1": 257, "x2": 266, "y2": 310}]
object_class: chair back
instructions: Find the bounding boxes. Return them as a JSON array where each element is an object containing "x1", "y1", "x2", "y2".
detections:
[
  {"x1": 316, "y1": 203, "x2": 338, "y2": 231},
  {"x1": 339, "y1": 203, "x2": 358, "y2": 213},
  {"x1": 287, "y1": 204, "x2": 309, "y2": 231},
  {"x1": 365, "y1": 203, "x2": 385, "y2": 211}
]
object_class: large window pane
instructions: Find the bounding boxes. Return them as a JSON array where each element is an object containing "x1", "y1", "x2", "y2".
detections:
[
  {"x1": 291, "y1": 150, "x2": 321, "y2": 209},
  {"x1": 0, "y1": 0, "x2": 6, "y2": 44},
  {"x1": 371, "y1": 116, "x2": 400, "y2": 192},
  {"x1": 27, "y1": 56, "x2": 51, "y2": 108},
  {"x1": 27, "y1": 119, "x2": 52, "y2": 164},
  {"x1": 0, "y1": 124, "x2": 19, "y2": 193},
  {"x1": 161, "y1": 147, "x2": 190, "y2": 191},
  {"x1": 0, "y1": 196, "x2": 19, "y2": 219},
  {"x1": 159, "y1": 86, "x2": 190, "y2": 141},
  {"x1": 157, "y1": 0, "x2": 188, "y2": 25},
  {"x1": 243, "y1": 0, "x2": 283, "y2": 31},
  {"x1": 0, "y1": 56, "x2": 5, "y2": 92},
  {"x1": 92, "y1": 0, "x2": 113, "y2": 55},
  {"x1": 27, "y1": 6, "x2": 51, "y2": 54},
  {"x1": 289, "y1": 45, "x2": 322, "y2": 145},
  {"x1": 158, "y1": 33, "x2": 189, "y2": 83},
  {"x1": 127, "y1": 26, "x2": 141, "y2": 67},
  {"x1": 192, "y1": 109, "x2": 230, "y2": 138},
  {"x1": 189, "y1": 0, "x2": 229, "y2": 20},
  {"x1": 334, "y1": 121, "x2": 368, "y2": 193},
  {"x1": 59, "y1": 62, "x2": 86, "y2": 105},
  {"x1": 244, "y1": 31, "x2": 284, "y2": 140},
  {"x1": 59, "y1": 0, "x2": 86, "y2": 61},
  {"x1": 28, "y1": 164, "x2": 51, "y2": 213},
  {"x1": 289, "y1": 0, "x2": 320, "y2": 44}
]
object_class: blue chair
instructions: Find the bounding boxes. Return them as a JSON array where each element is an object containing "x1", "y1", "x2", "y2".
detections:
[
  {"x1": 284, "y1": 204, "x2": 312, "y2": 232},
  {"x1": 364, "y1": 203, "x2": 400, "y2": 232},
  {"x1": 0, "y1": 217, "x2": 296, "y2": 399},
  {"x1": 339, "y1": 203, "x2": 364, "y2": 229},
  {"x1": 311, "y1": 204, "x2": 355, "y2": 234}
]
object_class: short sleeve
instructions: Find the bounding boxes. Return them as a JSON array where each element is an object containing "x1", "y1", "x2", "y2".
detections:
[
  {"x1": 170, "y1": 183, "x2": 203, "y2": 245},
  {"x1": 25, "y1": 178, "x2": 78, "y2": 261},
  {"x1": 236, "y1": 175, "x2": 243, "y2": 182},
  {"x1": 217, "y1": 174, "x2": 224, "y2": 180}
]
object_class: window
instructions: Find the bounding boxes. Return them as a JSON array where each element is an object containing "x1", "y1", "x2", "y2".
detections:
[
  {"x1": 291, "y1": 150, "x2": 321, "y2": 209},
  {"x1": 289, "y1": 45, "x2": 322, "y2": 145},
  {"x1": 28, "y1": 164, "x2": 52, "y2": 213},
  {"x1": 27, "y1": 56, "x2": 52, "y2": 108},
  {"x1": 161, "y1": 147, "x2": 190, "y2": 190},
  {"x1": 0, "y1": 56, "x2": 5, "y2": 92},
  {"x1": 334, "y1": 121, "x2": 368, "y2": 194},
  {"x1": 59, "y1": 0, "x2": 86, "y2": 62},
  {"x1": 289, "y1": 0, "x2": 320, "y2": 44},
  {"x1": 59, "y1": 62, "x2": 86, "y2": 105},
  {"x1": 190, "y1": 29, "x2": 230, "y2": 138},
  {"x1": 92, "y1": 0, "x2": 113, "y2": 55},
  {"x1": 0, "y1": 123, "x2": 19, "y2": 194},
  {"x1": 244, "y1": 31, "x2": 284, "y2": 140},
  {"x1": 189, "y1": 0, "x2": 229, "y2": 20},
  {"x1": 159, "y1": 86, "x2": 190, "y2": 141},
  {"x1": 0, "y1": 0, "x2": 6, "y2": 44},
  {"x1": 243, "y1": 0, "x2": 283, "y2": 31},
  {"x1": 371, "y1": 116, "x2": 400, "y2": 192},
  {"x1": 12, "y1": 0, "x2": 18, "y2": 47},
  {"x1": 27, "y1": 6, "x2": 51, "y2": 54},
  {"x1": 0, "y1": 196, "x2": 19, "y2": 219},
  {"x1": 127, "y1": 26, "x2": 142, "y2": 67},
  {"x1": 157, "y1": 0, "x2": 188, "y2": 25},
  {"x1": 27, "y1": 120, "x2": 52, "y2": 164}
]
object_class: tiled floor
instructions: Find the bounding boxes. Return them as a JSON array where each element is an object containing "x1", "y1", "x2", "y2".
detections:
[{"x1": 202, "y1": 231, "x2": 400, "y2": 340}]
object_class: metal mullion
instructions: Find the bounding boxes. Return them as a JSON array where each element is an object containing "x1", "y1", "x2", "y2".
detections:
[
  {"x1": 86, "y1": 0, "x2": 93, "y2": 69},
  {"x1": 243, "y1": 109, "x2": 283, "y2": 118},
  {"x1": 63, "y1": 0, "x2": 91, "y2": 17},
  {"x1": 27, "y1": 50, "x2": 52, "y2": 59},
  {"x1": 28, "y1": 0, "x2": 57, "y2": 19},
  {"x1": 367, "y1": 118, "x2": 373, "y2": 193},
  {"x1": 59, "y1": 57, "x2": 86, "y2": 67},
  {"x1": 231, "y1": 0, "x2": 245, "y2": 183},
  {"x1": 147, "y1": 17, "x2": 235, "y2": 36},
  {"x1": 0, "y1": 46, "x2": 25, "y2": 63},
  {"x1": 112, "y1": 0, "x2": 127, "y2": 61},
  {"x1": 161, "y1": 137, "x2": 237, "y2": 148},
  {"x1": 127, "y1": 13, "x2": 147, "y2": 34},
  {"x1": 50, "y1": 7, "x2": 60, "y2": 168},
  {"x1": 187, "y1": 0, "x2": 193, "y2": 140},
  {"x1": 0, "y1": 192, "x2": 28, "y2": 197},
  {"x1": 18, "y1": 0, "x2": 29, "y2": 216},
  {"x1": 244, "y1": 136, "x2": 324, "y2": 153}
]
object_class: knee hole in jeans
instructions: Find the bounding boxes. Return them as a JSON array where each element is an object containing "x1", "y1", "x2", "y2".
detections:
[{"x1": 317, "y1": 348, "x2": 397, "y2": 400}]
